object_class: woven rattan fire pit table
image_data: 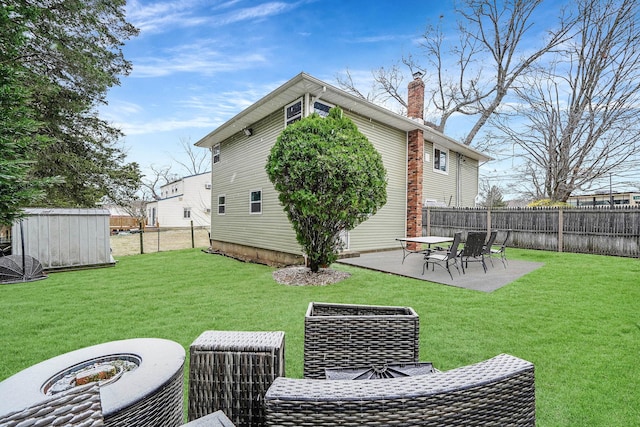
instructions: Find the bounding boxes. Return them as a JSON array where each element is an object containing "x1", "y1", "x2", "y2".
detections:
[
  {"x1": 0, "y1": 338, "x2": 185, "y2": 427},
  {"x1": 188, "y1": 330, "x2": 285, "y2": 427},
  {"x1": 304, "y1": 302, "x2": 420, "y2": 379}
]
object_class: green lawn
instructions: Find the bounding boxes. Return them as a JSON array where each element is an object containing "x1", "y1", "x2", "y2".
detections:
[{"x1": 0, "y1": 248, "x2": 638, "y2": 426}]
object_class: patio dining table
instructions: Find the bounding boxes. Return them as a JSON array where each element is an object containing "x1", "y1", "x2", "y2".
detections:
[{"x1": 396, "y1": 236, "x2": 454, "y2": 263}]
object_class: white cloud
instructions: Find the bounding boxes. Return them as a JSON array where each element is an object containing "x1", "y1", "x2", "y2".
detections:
[
  {"x1": 130, "y1": 43, "x2": 268, "y2": 77},
  {"x1": 127, "y1": 0, "x2": 299, "y2": 34}
]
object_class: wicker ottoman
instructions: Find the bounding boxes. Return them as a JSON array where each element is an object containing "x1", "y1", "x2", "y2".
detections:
[
  {"x1": 304, "y1": 302, "x2": 420, "y2": 379},
  {"x1": 188, "y1": 331, "x2": 285, "y2": 427}
]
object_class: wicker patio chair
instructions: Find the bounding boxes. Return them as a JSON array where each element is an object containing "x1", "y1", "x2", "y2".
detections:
[
  {"x1": 459, "y1": 231, "x2": 488, "y2": 273},
  {"x1": 265, "y1": 353, "x2": 535, "y2": 426},
  {"x1": 422, "y1": 231, "x2": 462, "y2": 279},
  {"x1": 490, "y1": 229, "x2": 512, "y2": 268},
  {"x1": 303, "y1": 302, "x2": 419, "y2": 379}
]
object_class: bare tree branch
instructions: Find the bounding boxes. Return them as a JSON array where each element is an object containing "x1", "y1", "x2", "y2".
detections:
[{"x1": 492, "y1": 0, "x2": 640, "y2": 201}]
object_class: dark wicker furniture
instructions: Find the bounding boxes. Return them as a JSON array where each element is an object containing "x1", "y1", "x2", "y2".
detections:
[
  {"x1": 325, "y1": 362, "x2": 435, "y2": 380},
  {"x1": 0, "y1": 338, "x2": 186, "y2": 427},
  {"x1": 303, "y1": 302, "x2": 420, "y2": 379},
  {"x1": 0, "y1": 383, "x2": 104, "y2": 427},
  {"x1": 265, "y1": 353, "x2": 535, "y2": 426},
  {"x1": 183, "y1": 410, "x2": 236, "y2": 427},
  {"x1": 189, "y1": 330, "x2": 285, "y2": 427}
]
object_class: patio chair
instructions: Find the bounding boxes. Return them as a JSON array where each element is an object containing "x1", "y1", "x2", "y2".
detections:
[
  {"x1": 482, "y1": 230, "x2": 498, "y2": 266},
  {"x1": 460, "y1": 231, "x2": 487, "y2": 273},
  {"x1": 422, "y1": 232, "x2": 462, "y2": 279},
  {"x1": 489, "y1": 229, "x2": 511, "y2": 268}
]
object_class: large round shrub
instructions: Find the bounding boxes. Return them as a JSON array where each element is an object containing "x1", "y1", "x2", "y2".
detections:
[{"x1": 266, "y1": 107, "x2": 387, "y2": 272}]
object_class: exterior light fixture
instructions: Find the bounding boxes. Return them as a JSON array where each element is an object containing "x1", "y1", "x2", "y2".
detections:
[{"x1": 243, "y1": 128, "x2": 253, "y2": 136}]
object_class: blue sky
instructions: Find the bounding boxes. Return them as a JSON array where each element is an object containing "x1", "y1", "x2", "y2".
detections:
[
  {"x1": 102, "y1": 0, "x2": 457, "y2": 177},
  {"x1": 105, "y1": 0, "x2": 624, "y2": 199}
]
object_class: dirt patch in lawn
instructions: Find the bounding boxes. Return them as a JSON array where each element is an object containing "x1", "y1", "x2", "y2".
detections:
[{"x1": 110, "y1": 228, "x2": 210, "y2": 257}]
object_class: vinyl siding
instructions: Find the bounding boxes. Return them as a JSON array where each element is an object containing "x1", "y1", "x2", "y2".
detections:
[
  {"x1": 423, "y1": 141, "x2": 479, "y2": 207},
  {"x1": 344, "y1": 112, "x2": 407, "y2": 251},
  {"x1": 211, "y1": 110, "x2": 300, "y2": 255},
  {"x1": 210, "y1": 106, "x2": 408, "y2": 255}
]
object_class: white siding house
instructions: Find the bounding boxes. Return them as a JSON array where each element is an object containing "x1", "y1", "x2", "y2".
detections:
[
  {"x1": 146, "y1": 172, "x2": 211, "y2": 229},
  {"x1": 195, "y1": 73, "x2": 490, "y2": 265}
]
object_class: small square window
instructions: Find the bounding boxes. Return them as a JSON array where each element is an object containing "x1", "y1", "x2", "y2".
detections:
[
  {"x1": 218, "y1": 195, "x2": 226, "y2": 215},
  {"x1": 212, "y1": 144, "x2": 220, "y2": 164},
  {"x1": 183, "y1": 208, "x2": 191, "y2": 219},
  {"x1": 250, "y1": 190, "x2": 262, "y2": 214}
]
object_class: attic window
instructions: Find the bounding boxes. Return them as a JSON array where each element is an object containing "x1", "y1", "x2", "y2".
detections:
[
  {"x1": 285, "y1": 98, "x2": 303, "y2": 126},
  {"x1": 313, "y1": 100, "x2": 333, "y2": 117}
]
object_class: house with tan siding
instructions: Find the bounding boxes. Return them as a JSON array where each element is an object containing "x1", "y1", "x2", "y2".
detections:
[{"x1": 195, "y1": 72, "x2": 490, "y2": 266}]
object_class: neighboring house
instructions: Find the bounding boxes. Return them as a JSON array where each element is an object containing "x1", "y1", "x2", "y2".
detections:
[
  {"x1": 146, "y1": 172, "x2": 212, "y2": 228},
  {"x1": 567, "y1": 191, "x2": 640, "y2": 207},
  {"x1": 195, "y1": 72, "x2": 491, "y2": 265}
]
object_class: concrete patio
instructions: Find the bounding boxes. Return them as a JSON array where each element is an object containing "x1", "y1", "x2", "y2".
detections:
[{"x1": 337, "y1": 249, "x2": 544, "y2": 292}]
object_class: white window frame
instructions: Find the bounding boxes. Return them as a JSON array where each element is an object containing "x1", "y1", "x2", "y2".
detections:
[
  {"x1": 433, "y1": 146, "x2": 448, "y2": 174},
  {"x1": 250, "y1": 189, "x2": 262, "y2": 214},
  {"x1": 212, "y1": 144, "x2": 220, "y2": 164},
  {"x1": 217, "y1": 194, "x2": 226, "y2": 215},
  {"x1": 183, "y1": 207, "x2": 191, "y2": 219},
  {"x1": 285, "y1": 98, "x2": 303, "y2": 126}
]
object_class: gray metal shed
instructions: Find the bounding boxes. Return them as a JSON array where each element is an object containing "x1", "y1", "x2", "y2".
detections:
[{"x1": 12, "y1": 208, "x2": 115, "y2": 271}]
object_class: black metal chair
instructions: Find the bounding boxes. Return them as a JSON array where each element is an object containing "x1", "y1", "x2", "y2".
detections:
[
  {"x1": 423, "y1": 232, "x2": 462, "y2": 279},
  {"x1": 489, "y1": 229, "x2": 511, "y2": 268},
  {"x1": 460, "y1": 231, "x2": 487, "y2": 273},
  {"x1": 482, "y1": 231, "x2": 498, "y2": 266}
]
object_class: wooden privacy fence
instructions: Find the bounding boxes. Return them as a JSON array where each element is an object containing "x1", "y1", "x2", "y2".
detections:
[{"x1": 423, "y1": 207, "x2": 640, "y2": 258}]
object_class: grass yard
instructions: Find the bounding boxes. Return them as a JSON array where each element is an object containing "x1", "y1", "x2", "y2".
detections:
[{"x1": 0, "y1": 248, "x2": 638, "y2": 426}]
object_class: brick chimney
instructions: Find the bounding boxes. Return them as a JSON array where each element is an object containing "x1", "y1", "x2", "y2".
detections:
[{"x1": 406, "y1": 72, "x2": 425, "y2": 245}]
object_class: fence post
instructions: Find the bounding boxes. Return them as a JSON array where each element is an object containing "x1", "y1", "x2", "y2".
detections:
[
  {"x1": 426, "y1": 208, "x2": 431, "y2": 236},
  {"x1": 139, "y1": 221, "x2": 144, "y2": 254},
  {"x1": 487, "y1": 208, "x2": 492, "y2": 236},
  {"x1": 558, "y1": 209, "x2": 563, "y2": 252},
  {"x1": 191, "y1": 220, "x2": 195, "y2": 248}
]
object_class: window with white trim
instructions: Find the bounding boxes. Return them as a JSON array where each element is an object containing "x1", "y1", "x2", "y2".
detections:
[
  {"x1": 212, "y1": 144, "x2": 220, "y2": 164},
  {"x1": 285, "y1": 98, "x2": 302, "y2": 126},
  {"x1": 434, "y1": 147, "x2": 448, "y2": 173},
  {"x1": 183, "y1": 207, "x2": 191, "y2": 219},
  {"x1": 250, "y1": 190, "x2": 262, "y2": 214},
  {"x1": 217, "y1": 195, "x2": 226, "y2": 215}
]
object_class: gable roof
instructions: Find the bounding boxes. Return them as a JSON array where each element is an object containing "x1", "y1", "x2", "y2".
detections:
[{"x1": 195, "y1": 72, "x2": 491, "y2": 162}]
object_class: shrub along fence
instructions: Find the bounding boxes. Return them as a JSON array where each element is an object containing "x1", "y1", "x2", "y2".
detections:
[{"x1": 422, "y1": 206, "x2": 640, "y2": 258}]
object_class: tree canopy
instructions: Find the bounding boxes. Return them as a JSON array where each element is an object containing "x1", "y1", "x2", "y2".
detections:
[
  {"x1": 1, "y1": 0, "x2": 141, "y2": 221},
  {"x1": 266, "y1": 107, "x2": 387, "y2": 272}
]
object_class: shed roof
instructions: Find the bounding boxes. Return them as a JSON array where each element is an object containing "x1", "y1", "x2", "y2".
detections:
[{"x1": 195, "y1": 72, "x2": 491, "y2": 162}]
